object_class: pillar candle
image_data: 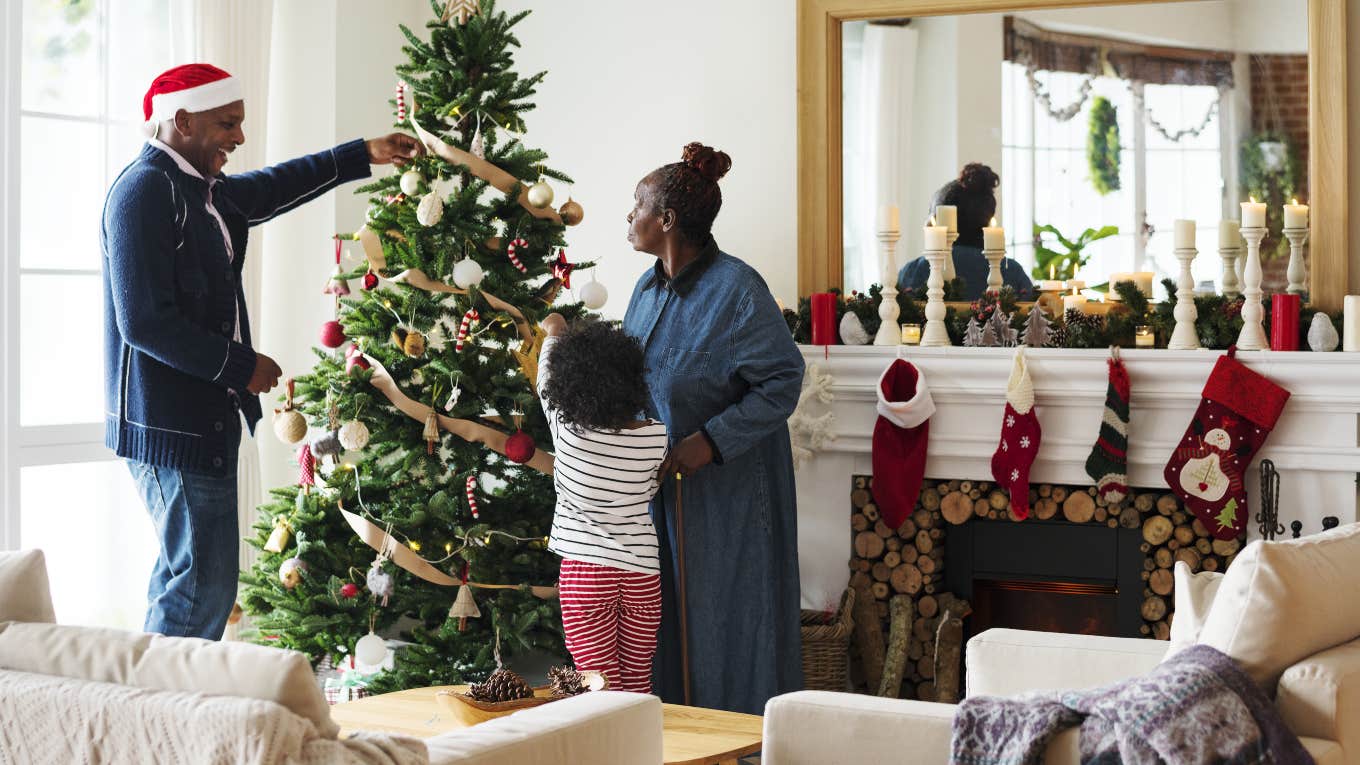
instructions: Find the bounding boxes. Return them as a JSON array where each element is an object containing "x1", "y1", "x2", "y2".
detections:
[
  {"x1": 810, "y1": 292, "x2": 837, "y2": 346},
  {"x1": 1132, "y1": 272, "x2": 1154, "y2": 297},
  {"x1": 1066, "y1": 279, "x2": 1086, "y2": 293},
  {"x1": 1283, "y1": 199, "x2": 1309, "y2": 229},
  {"x1": 1270, "y1": 294, "x2": 1301, "y2": 351},
  {"x1": 1344, "y1": 295, "x2": 1360, "y2": 352},
  {"x1": 1174, "y1": 219, "x2": 1196, "y2": 250},
  {"x1": 1219, "y1": 219, "x2": 1240, "y2": 247},
  {"x1": 934, "y1": 205, "x2": 957, "y2": 233},
  {"x1": 1241, "y1": 198, "x2": 1267, "y2": 228},
  {"x1": 982, "y1": 217, "x2": 1005, "y2": 250},
  {"x1": 878, "y1": 205, "x2": 900, "y2": 233},
  {"x1": 1063, "y1": 293, "x2": 1088, "y2": 313},
  {"x1": 924, "y1": 222, "x2": 947, "y2": 251}
]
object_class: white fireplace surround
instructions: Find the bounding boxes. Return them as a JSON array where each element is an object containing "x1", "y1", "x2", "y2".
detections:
[{"x1": 792, "y1": 345, "x2": 1360, "y2": 611}]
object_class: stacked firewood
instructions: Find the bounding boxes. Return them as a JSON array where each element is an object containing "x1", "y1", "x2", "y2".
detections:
[{"x1": 1132, "y1": 491, "x2": 1241, "y2": 639}]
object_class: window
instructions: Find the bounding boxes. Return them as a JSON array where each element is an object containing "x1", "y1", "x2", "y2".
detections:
[
  {"x1": 3, "y1": 0, "x2": 176, "y2": 628},
  {"x1": 1002, "y1": 61, "x2": 1229, "y2": 294}
]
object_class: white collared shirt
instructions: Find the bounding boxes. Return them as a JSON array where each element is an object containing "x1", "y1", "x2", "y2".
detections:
[{"x1": 148, "y1": 138, "x2": 240, "y2": 343}]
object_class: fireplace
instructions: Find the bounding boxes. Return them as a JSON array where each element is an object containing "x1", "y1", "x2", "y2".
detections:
[{"x1": 971, "y1": 579, "x2": 1118, "y2": 637}]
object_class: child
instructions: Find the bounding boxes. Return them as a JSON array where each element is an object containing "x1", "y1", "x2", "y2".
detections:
[{"x1": 537, "y1": 312, "x2": 668, "y2": 694}]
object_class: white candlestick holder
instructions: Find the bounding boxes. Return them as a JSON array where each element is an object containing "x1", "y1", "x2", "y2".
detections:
[
  {"x1": 983, "y1": 248, "x2": 1005, "y2": 294},
  {"x1": 942, "y1": 231, "x2": 959, "y2": 281},
  {"x1": 1236, "y1": 227, "x2": 1268, "y2": 350},
  {"x1": 874, "y1": 225, "x2": 903, "y2": 346},
  {"x1": 1168, "y1": 246, "x2": 1200, "y2": 350},
  {"x1": 1283, "y1": 227, "x2": 1308, "y2": 295},
  {"x1": 1219, "y1": 246, "x2": 1242, "y2": 299},
  {"x1": 921, "y1": 248, "x2": 951, "y2": 347}
]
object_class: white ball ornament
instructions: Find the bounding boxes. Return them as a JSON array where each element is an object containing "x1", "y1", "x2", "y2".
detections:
[
  {"x1": 279, "y1": 557, "x2": 307, "y2": 589},
  {"x1": 416, "y1": 193, "x2": 444, "y2": 226},
  {"x1": 580, "y1": 279, "x2": 609, "y2": 310},
  {"x1": 452, "y1": 258, "x2": 484, "y2": 289},
  {"x1": 526, "y1": 179, "x2": 554, "y2": 209},
  {"x1": 399, "y1": 169, "x2": 423, "y2": 196},
  {"x1": 355, "y1": 631, "x2": 387, "y2": 666},
  {"x1": 338, "y1": 421, "x2": 370, "y2": 451},
  {"x1": 273, "y1": 410, "x2": 307, "y2": 445}
]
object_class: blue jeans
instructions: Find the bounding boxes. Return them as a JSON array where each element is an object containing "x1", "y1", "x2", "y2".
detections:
[{"x1": 127, "y1": 461, "x2": 238, "y2": 639}]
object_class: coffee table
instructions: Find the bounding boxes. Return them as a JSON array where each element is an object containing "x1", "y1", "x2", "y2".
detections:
[{"x1": 329, "y1": 685, "x2": 763, "y2": 765}]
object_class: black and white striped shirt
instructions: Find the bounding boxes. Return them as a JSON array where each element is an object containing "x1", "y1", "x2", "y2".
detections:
[{"x1": 538, "y1": 336, "x2": 668, "y2": 575}]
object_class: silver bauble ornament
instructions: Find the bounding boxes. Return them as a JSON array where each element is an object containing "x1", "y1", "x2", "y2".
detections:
[
  {"x1": 579, "y1": 279, "x2": 608, "y2": 310},
  {"x1": 338, "y1": 420, "x2": 371, "y2": 451},
  {"x1": 399, "y1": 169, "x2": 423, "y2": 196},
  {"x1": 526, "y1": 179, "x2": 554, "y2": 209},
  {"x1": 1309, "y1": 312, "x2": 1339, "y2": 352},
  {"x1": 416, "y1": 193, "x2": 444, "y2": 226},
  {"x1": 452, "y1": 258, "x2": 484, "y2": 289}
]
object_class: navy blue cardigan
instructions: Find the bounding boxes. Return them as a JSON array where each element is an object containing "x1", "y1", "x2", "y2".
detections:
[{"x1": 102, "y1": 139, "x2": 371, "y2": 476}]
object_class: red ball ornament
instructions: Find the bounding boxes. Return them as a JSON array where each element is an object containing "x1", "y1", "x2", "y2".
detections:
[
  {"x1": 505, "y1": 430, "x2": 536, "y2": 464},
  {"x1": 320, "y1": 320, "x2": 346, "y2": 348},
  {"x1": 363, "y1": 271, "x2": 379, "y2": 290},
  {"x1": 340, "y1": 583, "x2": 360, "y2": 599}
]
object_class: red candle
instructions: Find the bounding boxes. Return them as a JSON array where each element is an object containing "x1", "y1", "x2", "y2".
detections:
[
  {"x1": 810, "y1": 292, "x2": 838, "y2": 346},
  {"x1": 1271, "y1": 293, "x2": 1301, "y2": 351}
]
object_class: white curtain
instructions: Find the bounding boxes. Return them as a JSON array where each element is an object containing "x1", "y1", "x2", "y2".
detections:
[
  {"x1": 170, "y1": 0, "x2": 275, "y2": 638},
  {"x1": 850, "y1": 25, "x2": 918, "y2": 290}
]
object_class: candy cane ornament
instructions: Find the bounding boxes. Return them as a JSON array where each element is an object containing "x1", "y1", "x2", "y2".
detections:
[
  {"x1": 506, "y1": 238, "x2": 529, "y2": 273},
  {"x1": 466, "y1": 475, "x2": 480, "y2": 519},
  {"x1": 455, "y1": 309, "x2": 480, "y2": 351}
]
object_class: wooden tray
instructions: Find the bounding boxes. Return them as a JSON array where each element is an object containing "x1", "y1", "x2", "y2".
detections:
[{"x1": 434, "y1": 671, "x2": 608, "y2": 727}]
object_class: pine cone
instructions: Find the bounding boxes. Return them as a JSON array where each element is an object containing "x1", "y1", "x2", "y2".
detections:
[
  {"x1": 548, "y1": 665, "x2": 587, "y2": 697},
  {"x1": 467, "y1": 667, "x2": 533, "y2": 702}
]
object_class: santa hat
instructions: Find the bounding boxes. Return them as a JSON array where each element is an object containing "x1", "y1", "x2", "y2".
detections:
[
  {"x1": 871, "y1": 359, "x2": 934, "y2": 529},
  {"x1": 142, "y1": 64, "x2": 242, "y2": 137}
]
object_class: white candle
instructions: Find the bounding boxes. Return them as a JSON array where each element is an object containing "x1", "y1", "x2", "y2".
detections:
[
  {"x1": 901, "y1": 324, "x2": 922, "y2": 345},
  {"x1": 982, "y1": 217, "x2": 1005, "y2": 250},
  {"x1": 934, "y1": 205, "x2": 958, "y2": 233},
  {"x1": 1135, "y1": 326, "x2": 1154, "y2": 348},
  {"x1": 1241, "y1": 198, "x2": 1267, "y2": 229},
  {"x1": 1345, "y1": 295, "x2": 1360, "y2": 352},
  {"x1": 1132, "y1": 272, "x2": 1154, "y2": 297},
  {"x1": 1174, "y1": 219, "x2": 1197, "y2": 250},
  {"x1": 879, "y1": 205, "x2": 900, "y2": 233},
  {"x1": 924, "y1": 220, "x2": 947, "y2": 251},
  {"x1": 1219, "y1": 219, "x2": 1240, "y2": 247},
  {"x1": 1063, "y1": 293, "x2": 1088, "y2": 313},
  {"x1": 1065, "y1": 279, "x2": 1086, "y2": 293},
  {"x1": 1283, "y1": 199, "x2": 1309, "y2": 229}
]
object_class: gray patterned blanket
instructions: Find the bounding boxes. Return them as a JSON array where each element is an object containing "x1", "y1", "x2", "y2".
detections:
[{"x1": 949, "y1": 644, "x2": 1312, "y2": 765}]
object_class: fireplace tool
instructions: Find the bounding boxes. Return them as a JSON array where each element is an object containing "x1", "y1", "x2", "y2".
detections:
[{"x1": 1256, "y1": 459, "x2": 1283, "y2": 540}]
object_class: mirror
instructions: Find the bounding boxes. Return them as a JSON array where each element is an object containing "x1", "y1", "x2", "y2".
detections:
[{"x1": 839, "y1": 0, "x2": 1309, "y2": 302}]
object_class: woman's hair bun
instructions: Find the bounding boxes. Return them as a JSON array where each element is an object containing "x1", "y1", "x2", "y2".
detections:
[
  {"x1": 681, "y1": 142, "x2": 732, "y2": 183},
  {"x1": 958, "y1": 162, "x2": 999, "y2": 193}
]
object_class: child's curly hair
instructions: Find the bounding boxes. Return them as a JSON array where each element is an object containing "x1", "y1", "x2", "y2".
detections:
[{"x1": 541, "y1": 321, "x2": 650, "y2": 431}]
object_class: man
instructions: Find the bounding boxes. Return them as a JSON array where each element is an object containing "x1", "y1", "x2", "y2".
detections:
[{"x1": 102, "y1": 63, "x2": 420, "y2": 639}]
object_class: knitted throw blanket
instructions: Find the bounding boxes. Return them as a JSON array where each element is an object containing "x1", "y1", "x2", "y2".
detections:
[
  {"x1": 949, "y1": 645, "x2": 1313, "y2": 765},
  {"x1": 0, "y1": 669, "x2": 428, "y2": 765}
]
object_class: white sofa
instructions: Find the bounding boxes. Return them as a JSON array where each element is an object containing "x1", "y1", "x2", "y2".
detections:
[
  {"x1": 0, "y1": 549, "x2": 663, "y2": 765},
  {"x1": 764, "y1": 525, "x2": 1360, "y2": 765}
]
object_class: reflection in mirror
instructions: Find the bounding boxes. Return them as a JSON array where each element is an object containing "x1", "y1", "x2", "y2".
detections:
[{"x1": 842, "y1": 0, "x2": 1308, "y2": 302}]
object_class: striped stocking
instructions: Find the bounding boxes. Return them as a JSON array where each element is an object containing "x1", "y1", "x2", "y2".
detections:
[{"x1": 1085, "y1": 355, "x2": 1130, "y2": 504}]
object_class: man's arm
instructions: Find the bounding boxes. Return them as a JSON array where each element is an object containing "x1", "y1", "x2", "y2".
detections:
[{"x1": 105, "y1": 170, "x2": 260, "y2": 391}]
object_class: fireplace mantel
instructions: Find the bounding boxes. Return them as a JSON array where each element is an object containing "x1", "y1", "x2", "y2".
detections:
[{"x1": 792, "y1": 345, "x2": 1360, "y2": 610}]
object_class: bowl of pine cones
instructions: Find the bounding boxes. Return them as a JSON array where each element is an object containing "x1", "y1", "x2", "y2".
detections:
[{"x1": 436, "y1": 665, "x2": 607, "y2": 726}]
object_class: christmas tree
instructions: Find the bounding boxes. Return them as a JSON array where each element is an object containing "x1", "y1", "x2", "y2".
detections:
[
  {"x1": 1021, "y1": 306, "x2": 1053, "y2": 348},
  {"x1": 240, "y1": 0, "x2": 592, "y2": 692}
]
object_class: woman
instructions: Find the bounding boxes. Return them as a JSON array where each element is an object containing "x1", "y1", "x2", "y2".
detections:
[
  {"x1": 898, "y1": 163, "x2": 1035, "y2": 300},
  {"x1": 622, "y1": 143, "x2": 805, "y2": 714}
]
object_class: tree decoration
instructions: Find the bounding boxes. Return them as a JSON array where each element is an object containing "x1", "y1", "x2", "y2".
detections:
[
  {"x1": 469, "y1": 124, "x2": 484, "y2": 159},
  {"x1": 296, "y1": 444, "x2": 316, "y2": 488},
  {"x1": 963, "y1": 317, "x2": 984, "y2": 347},
  {"x1": 263, "y1": 517, "x2": 292, "y2": 554},
  {"x1": 505, "y1": 430, "x2": 536, "y2": 464},
  {"x1": 551, "y1": 250, "x2": 575, "y2": 287},
  {"x1": 339, "y1": 420, "x2": 371, "y2": 451},
  {"x1": 365, "y1": 558, "x2": 395, "y2": 607},
  {"x1": 506, "y1": 238, "x2": 529, "y2": 273},
  {"x1": 1021, "y1": 305, "x2": 1053, "y2": 347},
  {"x1": 526, "y1": 178, "x2": 554, "y2": 209},
  {"x1": 466, "y1": 475, "x2": 480, "y2": 519},
  {"x1": 312, "y1": 430, "x2": 343, "y2": 463},
  {"x1": 449, "y1": 563, "x2": 480, "y2": 631},
  {"x1": 455, "y1": 309, "x2": 480, "y2": 351},
  {"x1": 345, "y1": 344, "x2": 370, "y2": 375},
  {"x1": 399, "y1": 169, "x2": 423, "y2": 196},
  {"x1": 985, "y1": 310, "x2": 1018, "y2": 348},
  {"x1": 340, "y1": 582, "x2": 360, "y2": 599},
  {"x1": 320, "y1": 320, "x2": 347, "y2": 348},
  {"x1": 423, "y1": 408, "x2": 440, "y2": 455},
  {"x1": 355, "y1": 630, "x2": 387, "y2": 666},
  {"x1": 394, "y1": 81, "x2": 407, "y2": 122},
  {"x1": 1087, "y1": 96, "x2": 1121, "y2": 196},
  {"x1": 279, "y1": 558, "x2": 307, "y2": 589},
  {"x1": 452, "y1": 258, "x2": 484, "y2": 289},
  {"x1": 273, "y1": 380, "x2": 308, "y2": 445},
  {"x1": 442, "y1": 0, "x2": 480, "y2": 26},
  {"x1": 362, "y1": 269, "x2": 379, "y2": 290},
  {"x1": 558, "y1": 197, "x2": 584, "y2": 226},
  {"x1": 579, "y1": 278, "x2": 608, "y2": 310},
  {"x1": 416, "y1": 192, "x2": 444, "y2": 226}
]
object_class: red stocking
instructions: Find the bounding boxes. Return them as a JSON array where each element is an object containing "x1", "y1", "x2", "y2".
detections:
[{"x1": 991, "y1": 350, "x2": 1041, "y2": 519}]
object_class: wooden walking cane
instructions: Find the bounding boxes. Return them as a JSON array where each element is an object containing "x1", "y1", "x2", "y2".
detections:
[{"x1": 674, "y1": 472, "x2": 692, "y2": 707}]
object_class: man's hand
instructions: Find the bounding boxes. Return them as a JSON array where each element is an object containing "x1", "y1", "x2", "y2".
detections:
[
  {"x1": 541, "y1": 312, "x2": 567, "y2": 337},
  {"x1": 366, "y1": 133, "x2": 423, "y2": 167},
  {"x1": 659, "y1": 432, "x2": 715, "y2": 480},
  {"x1": 247, "y1": 353, "x2": 282, "y2": 395}
]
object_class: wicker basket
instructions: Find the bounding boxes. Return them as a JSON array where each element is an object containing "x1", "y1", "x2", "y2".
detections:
[{"x1": 800, "y1": 587, "x2": 856, "y2": 691}]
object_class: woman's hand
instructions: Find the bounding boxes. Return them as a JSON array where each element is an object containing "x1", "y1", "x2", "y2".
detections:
[
  {"x1": 364, "y1": 354, "x2": 395, "y2": 392},
  {"x1": 541, "y1": 312, "x2": 568, "y2": 337},
  {"x1": 659, "y1": 432, "x2": 715, "y2": 479}
]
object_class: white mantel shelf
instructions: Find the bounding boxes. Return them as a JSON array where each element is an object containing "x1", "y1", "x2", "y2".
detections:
[{"x1": 791, "y1": 345, "x2": 1360, "y2": 611}]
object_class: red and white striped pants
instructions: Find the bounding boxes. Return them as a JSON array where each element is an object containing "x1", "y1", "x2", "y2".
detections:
[{"x1": 558, "y1": 558, "x2": 661, "y2": 694}]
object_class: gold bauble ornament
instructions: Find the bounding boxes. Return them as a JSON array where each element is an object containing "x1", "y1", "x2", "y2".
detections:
[
  {"x1": 273, "y1": 410, "x2": 307, "y2": 445},
  {"x1": 526, "y1": 179, "x2": 554, "y2": 209},
  {"x1": 558, "y1": 198, "x2": 584, "y2": 226}
]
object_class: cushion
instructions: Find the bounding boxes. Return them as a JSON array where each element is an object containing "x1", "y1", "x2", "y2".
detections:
[
  {"x1": 0, "y1": 622, "x2": 337, "y2": 738},
  {"x1": 1198, "y1": 522, "x2": 1360, "y2": 692},
  {"x1": 1166, "y1": 561, "x2": 1223, "y2": 655},
  {"x1": 0, "y1": 549, "x2": 56, "y2": 623}
]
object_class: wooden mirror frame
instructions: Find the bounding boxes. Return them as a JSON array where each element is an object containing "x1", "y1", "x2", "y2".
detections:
[{"x1": 797, "y1": 0, "x2": 1348, "y2": 311}]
